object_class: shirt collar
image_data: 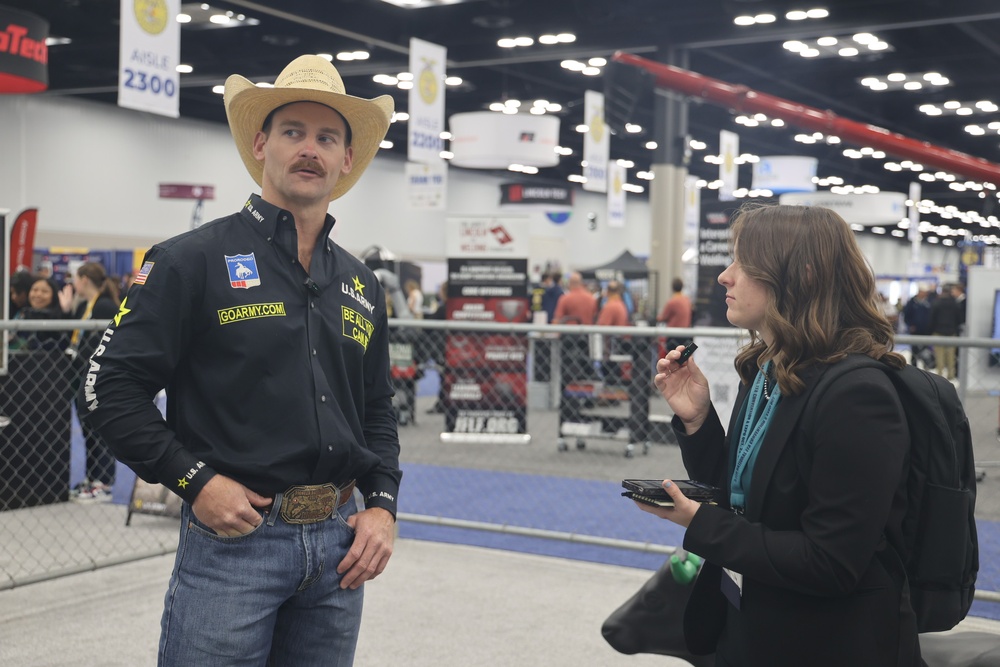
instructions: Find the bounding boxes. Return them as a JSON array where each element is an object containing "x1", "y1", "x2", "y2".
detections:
[{"x1": 239, "y1": 193, "x2": 337, "y2": 252}]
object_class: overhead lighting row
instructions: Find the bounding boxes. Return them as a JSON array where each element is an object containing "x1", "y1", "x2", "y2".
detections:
[
  {"x1": 920, "y1": 100, "x2": 997, "y2": 116},
  {"x1": 498, "y1": 33, "x2": 576, "y2": 48},
  {"x1": 843, "y1": 147, "x2": 888, "y2": 160},
  {"x1": 560, "y1": 57, "x2": 607, "y2": 77},
  {"x1": 831, "y1": 184, "x2": 879, "y2": 194},
  {"x1": 735, "y1": 114, "x2": 785, "y2": 128},
  {"x1": 861, "y1": 71, "x2": 950, "y2": 91},
  {"x1": 794, "y1": 132, "x2": 840, "y2": 145},
  {"x1": 487, "y1": 99, "x2": 563, "y2": 114},
  {"x1": 508, "y1": 164, "x2": 539, "y2": 174},
  {"x1": 372, "y1": 72, "x2": 463, "y2": 90},
  {"x1": 177, "y1": 9, "x2": 258, "y2": 26},
  {"x1": 783, "y1": 33, "x2": 889, "y2": 59},
  {"x1": 964, "y1": 122, "x2": 1000, "y2": 136},
  {"x1": 319, "y1": 51, "x2": 370, "y2": 62},
  {"x1": 813, "y1": 176, "x2": 845, "y2": 186},
  {"x1": 735, "y1": 7, "x2": 829, "y2": 25},
  {"x1": 702, "y1": 153, "x2": 761, "y2": 165}
]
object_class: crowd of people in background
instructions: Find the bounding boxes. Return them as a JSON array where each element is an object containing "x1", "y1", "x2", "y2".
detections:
[{"x1": 6, "y1": 263, "x2": 126, "y2": 502}]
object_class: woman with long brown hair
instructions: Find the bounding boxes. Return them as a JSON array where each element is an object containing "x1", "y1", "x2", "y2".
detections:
[{"x1": 637, "y1": 204, "x2": 920, "y2": 665}]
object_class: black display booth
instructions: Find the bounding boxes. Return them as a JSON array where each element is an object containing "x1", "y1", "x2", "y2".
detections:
[{"x1": 0, "y1": 348, "x2": 75, "y2": 510}]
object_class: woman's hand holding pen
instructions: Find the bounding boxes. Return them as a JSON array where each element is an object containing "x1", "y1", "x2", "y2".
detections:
[{"x1": 653, "y1": 345, "x2": 711, "y2": 435}]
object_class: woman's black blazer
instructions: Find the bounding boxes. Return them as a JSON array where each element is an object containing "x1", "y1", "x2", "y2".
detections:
[{"x1": 675, "y1": 360, "x2": 922, "y2": 666}]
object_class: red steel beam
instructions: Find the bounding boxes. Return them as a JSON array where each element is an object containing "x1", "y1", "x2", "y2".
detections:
[{"x1": 613, "y1": 51, "x2": 1000, "y2": 186}]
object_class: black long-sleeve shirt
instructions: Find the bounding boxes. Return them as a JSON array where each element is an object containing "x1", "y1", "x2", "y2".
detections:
[{"x1": 79, "y1": 194, "x2": 402, "y2": 516}]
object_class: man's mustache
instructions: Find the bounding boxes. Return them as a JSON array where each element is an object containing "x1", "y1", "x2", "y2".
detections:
[{"x1": 290, "y1": 159, "x2": 326, "y2": 176}]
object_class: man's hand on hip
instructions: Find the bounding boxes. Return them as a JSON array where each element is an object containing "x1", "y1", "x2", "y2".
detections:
[
  {"x1": 191, "y1": 474, "x2": 272, "y2": 537},
  {"x1": 337, "y1": 507, "x2": 395, "y2": 589}
]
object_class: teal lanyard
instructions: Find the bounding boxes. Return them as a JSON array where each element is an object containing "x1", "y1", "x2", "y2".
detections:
[{"x1": 730, "y1": 362, "x2": 782, "y2": 511}]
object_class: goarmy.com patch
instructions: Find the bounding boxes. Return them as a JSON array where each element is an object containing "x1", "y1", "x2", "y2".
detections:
[{"x1": 218, "y1": 302, "x2": 286, "y2": 325}]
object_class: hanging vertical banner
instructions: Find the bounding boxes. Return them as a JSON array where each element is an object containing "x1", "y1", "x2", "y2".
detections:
[
  {"x1": 408, "y1": 37, "x2": 446, "y2": 164},
  {"x1": 9, "y1": 208, "x2": 38, "y2": 274},
  {"x1": 443, "y1": 217, "x2": 531, "y2": 444},
  {"x1": 697, "y1": 199, "x2": 737, "y2": 327},
  {"x1": 607, "y1": 161, "x2": 626, "y2": 228},
  {"x1": 718, "y1": 129, "x2": 739, "y2": 201},
  {"x1": 583, "y1": 90, "x2": 609, "y2": 192},
  {"x1": 406, "y1": 161, "x2": 447, "y2": 209},
  {"x1": 118, "y1": 0, "x2": 180, "y2": 118}
]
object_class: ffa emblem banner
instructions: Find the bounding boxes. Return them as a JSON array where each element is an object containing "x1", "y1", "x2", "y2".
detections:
[
  {"x1": 119, "y1": 0, "x2": 180, "y2": 118},
  {"x1": 407, "y1": 37, "x2": 446, "y2": 165}
]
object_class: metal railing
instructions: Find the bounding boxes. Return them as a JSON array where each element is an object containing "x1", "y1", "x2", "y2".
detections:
[{"x1": 2, "y1": 319, "x2": 999, "y2": 612}]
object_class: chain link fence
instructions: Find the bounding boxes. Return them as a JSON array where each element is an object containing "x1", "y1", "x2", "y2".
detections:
[{"x1": 3, "y1": 318, "x2": 1000, "y2": 617}]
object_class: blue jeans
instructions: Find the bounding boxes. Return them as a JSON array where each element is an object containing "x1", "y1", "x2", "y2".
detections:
[{"x1": 159, "y1": 493, "x2": 363, "y2": 666}]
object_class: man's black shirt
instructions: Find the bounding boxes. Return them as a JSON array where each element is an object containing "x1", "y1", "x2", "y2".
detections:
[{"x1": 79, "y1": 194, "x2": 401, "y2": 516}]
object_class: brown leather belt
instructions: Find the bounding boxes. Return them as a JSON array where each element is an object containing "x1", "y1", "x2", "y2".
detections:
[{"x1": 279, "y1": 481, "x2": 355, "y2": 525}]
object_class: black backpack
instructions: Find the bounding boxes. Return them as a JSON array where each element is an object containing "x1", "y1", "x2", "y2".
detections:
[{"x1": 805, "y1": 355, "x2": 978, "y2": 633}]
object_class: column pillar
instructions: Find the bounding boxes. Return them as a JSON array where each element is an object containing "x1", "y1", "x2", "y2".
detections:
[{"x1": 646, "y1": 47, "x2": 690, "y2": 319}]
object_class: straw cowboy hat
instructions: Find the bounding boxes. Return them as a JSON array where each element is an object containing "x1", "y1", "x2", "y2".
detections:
[{"x1": 224, "y1": 54, "x2": 395, "y2": 201}]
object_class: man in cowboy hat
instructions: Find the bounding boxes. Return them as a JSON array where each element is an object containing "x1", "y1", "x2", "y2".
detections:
[{"x1": 80, "y1": 55, "x2": 401, "y2": 665}]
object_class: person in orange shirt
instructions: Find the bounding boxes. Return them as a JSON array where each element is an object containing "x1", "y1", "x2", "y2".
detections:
[
  {"x1": 553, "y1": 271, "x2": 598, "y2": 325},
  {"x1": 597, "y1": 280, "x2": 630, "y2": 327},
  {"x1": 658, "y1": 277, "x2": 693, "y2": 328}
]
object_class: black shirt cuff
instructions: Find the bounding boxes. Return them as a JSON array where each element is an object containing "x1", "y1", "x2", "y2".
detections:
[{"x1": 155, "y1": 451, "x2": 217, "y2": 504}]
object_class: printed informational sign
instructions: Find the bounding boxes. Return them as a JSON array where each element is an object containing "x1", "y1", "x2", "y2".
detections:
[
  {"x1": 583, "y1": 90, "x2": 609, "y2": 193},
  {"x1": 406, "y1": 161, "x2": 447, "y2": 209},
  {"x1": 443, "y1": 218, "x2": 530, "y2": 443},
  {"x1": 500, "y1": 183, "x2": 572, "y2": 208},
  {"x1": 118, "y1": 0, "x2": 180, "y2": 118},
  {"x1": 407, "y1": 37, "x2": 446, "y2": 164},
  {"x1": 778, "y1": 191, "x2": 906, "y2": 225},
  {"x1": 752, "y1": 156, "x2": 817, "y2": 194},
  {"x1": 696, "y1": 200, "x2": 737, "y2": 328}
]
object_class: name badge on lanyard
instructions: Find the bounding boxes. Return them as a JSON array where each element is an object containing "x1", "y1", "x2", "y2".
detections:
[{"x1": 721, "y1": 567, "x2": 743, "y2": 610}]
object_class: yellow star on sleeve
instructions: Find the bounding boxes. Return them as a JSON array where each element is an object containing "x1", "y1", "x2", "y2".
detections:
[
  {"x1": 352, "y1": 275, "x2": 364, "y2": 294},
  {"x1": 113, "y1": 297, "x2": 131, "y2": 327},
  {"x1": 177, "y1": 478, "x2": 189, "y2": 489}
]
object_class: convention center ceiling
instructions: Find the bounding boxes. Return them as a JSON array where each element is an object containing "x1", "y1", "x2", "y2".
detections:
[{"x1": 15, "y1": 0, "x2": 1000, "y2": 246}]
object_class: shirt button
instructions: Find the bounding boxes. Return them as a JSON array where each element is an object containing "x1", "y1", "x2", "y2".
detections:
[
  {"x1": 320, "y1": 395, "x2": 327, "y2": 403},
  {"x1": 312, "y1": 349, "x2": 317, "y2": 356},
  {"x1": 310, "y1": 302, "x2": 315, "y2": 309},
  {"x1": 328, "y1": 445, "x2": 334, "y2": 452}
]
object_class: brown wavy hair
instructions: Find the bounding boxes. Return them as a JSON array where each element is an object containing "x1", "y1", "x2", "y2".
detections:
[{"x1": 729, "y1": 203, "x2": 904, "y2": 396}]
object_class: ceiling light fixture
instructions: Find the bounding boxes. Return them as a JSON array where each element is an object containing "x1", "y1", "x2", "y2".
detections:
[
  {"x1": 860, "y1": 71, "x2": 949, "y2": 92},
  {"x1": 785, "y1": 34, "x2": 891, "y2": 59}
]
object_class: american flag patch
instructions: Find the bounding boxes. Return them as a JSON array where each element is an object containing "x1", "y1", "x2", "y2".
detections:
[{"x1": 134, "y1": 261, "x2": 154, "y2": 285}]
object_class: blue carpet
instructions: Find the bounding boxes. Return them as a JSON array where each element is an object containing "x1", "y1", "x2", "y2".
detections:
[{"x1": 399, "y1": 462, "x2": 1000, "y2": 621}]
